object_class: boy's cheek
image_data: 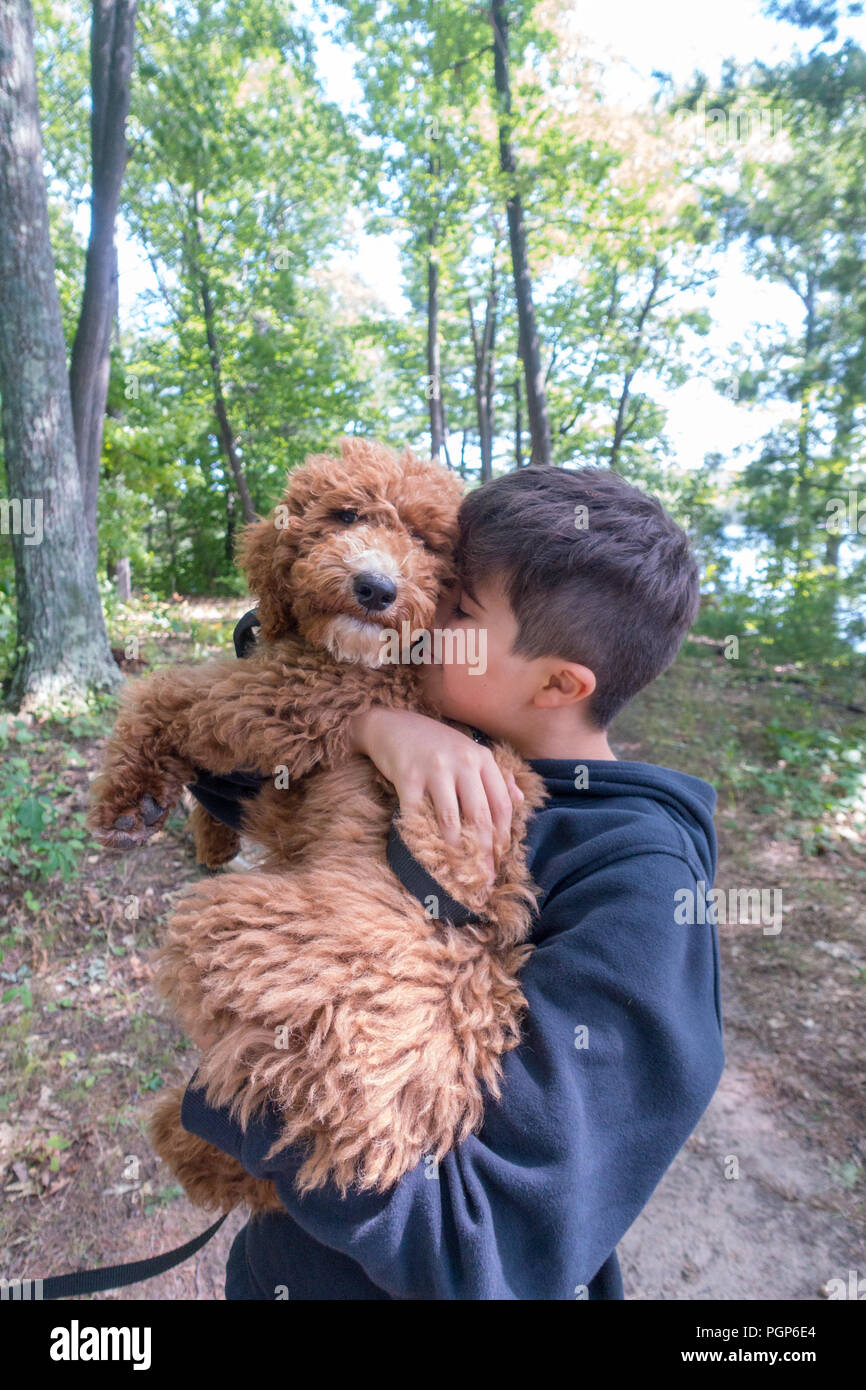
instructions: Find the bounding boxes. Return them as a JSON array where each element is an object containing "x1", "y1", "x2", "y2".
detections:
[
  {"x1": 422, "y1": 661, "x2": 464, "y2": 718},
  {"x1": 419, "y1": 660, "x2": 445, "y2": 706},
  {"x1": 442, "y1": 668, "x2": 477, "y2": 716}
]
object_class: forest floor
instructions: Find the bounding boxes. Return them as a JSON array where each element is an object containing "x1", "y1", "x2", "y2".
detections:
[{"x1": 0, "y1": 595, "x2": 864, "y2": 1300}]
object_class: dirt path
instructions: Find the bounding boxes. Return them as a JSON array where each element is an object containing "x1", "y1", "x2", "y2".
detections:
[
  {"x1": 619, "y1": 1044, "x2": 861, "y2": 1300},
  {"x1": 614, "y1": 654, "x2": 865, "y2": 1302}
]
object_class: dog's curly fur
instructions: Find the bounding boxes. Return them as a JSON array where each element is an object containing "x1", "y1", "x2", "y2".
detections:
[{"x1": 89, "y1": 438, "x2": 546, "y2": 1208}]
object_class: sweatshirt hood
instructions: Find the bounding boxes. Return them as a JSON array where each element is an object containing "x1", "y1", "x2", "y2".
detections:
[{"x1": 525, "y1": 758, "x2": 718, "y2": 894}]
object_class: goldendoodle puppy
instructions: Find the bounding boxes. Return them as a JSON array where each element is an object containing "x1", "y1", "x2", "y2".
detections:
[
  {"x1": 89, "y1": 438, "x2": 464, "y2": 849},
  {"x1": 89, "y1": 437, "x2": 545, "y2": 1206}
]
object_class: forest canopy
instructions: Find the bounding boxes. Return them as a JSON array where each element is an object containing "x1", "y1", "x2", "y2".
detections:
[{"x1": 1, "y1": 0, "x2": 864, "y2": 692}]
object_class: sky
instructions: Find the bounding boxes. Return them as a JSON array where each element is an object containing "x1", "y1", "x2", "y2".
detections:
[{"x1": 115, "y1": 0, "x2": 866, "y2": 476}]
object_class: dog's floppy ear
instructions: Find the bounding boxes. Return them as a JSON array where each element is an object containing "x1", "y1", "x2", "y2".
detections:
[
  {"x1": 236, "y1": 462, "x2": 320, "y2": 641},
  {"x1": 236, "y1": 511, "x2": 301, "y2": 642}
]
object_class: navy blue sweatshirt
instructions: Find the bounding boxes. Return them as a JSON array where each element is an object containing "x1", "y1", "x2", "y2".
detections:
[{"x1": 181, "y1": 759, "x2": 725, "y2": 1301}]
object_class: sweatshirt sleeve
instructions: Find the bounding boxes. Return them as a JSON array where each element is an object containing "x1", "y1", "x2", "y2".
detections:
[{"x1": 181, "y1": 849, "x2": 725, "y2": 1300}]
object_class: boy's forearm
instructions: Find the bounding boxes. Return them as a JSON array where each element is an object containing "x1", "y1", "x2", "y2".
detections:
[
  {"x1": 345, "y1": 705, "x2": 385, "y2": 758},
  {"x1": 347, "y1": 704, "x2": 440, "y2": 757}
]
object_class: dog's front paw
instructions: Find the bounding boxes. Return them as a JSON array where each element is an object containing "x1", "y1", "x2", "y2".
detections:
[{"x1": 88, "y1": 789, "x2": 171, "y2": 850}]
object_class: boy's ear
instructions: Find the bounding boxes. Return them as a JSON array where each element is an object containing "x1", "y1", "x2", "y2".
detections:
[{"x1": 533, "y1": 663, "x2": 597, "y2": 709}]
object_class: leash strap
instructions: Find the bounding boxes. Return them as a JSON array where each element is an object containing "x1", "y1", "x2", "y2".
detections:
[
  {"x1": 35, "y1": 1213, "x2": 229, "y2": 1300},
  {"x1": 233, "y1": 608, "x2": 261, "y2": 658},
  {"x1": 386, "y1": 818, "x2": 483, "y2": 927}
]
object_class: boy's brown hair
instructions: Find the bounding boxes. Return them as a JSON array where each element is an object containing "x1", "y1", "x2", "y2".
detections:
[{"x1": 457, "y1": 466, "x2": 701, "y2": 729}]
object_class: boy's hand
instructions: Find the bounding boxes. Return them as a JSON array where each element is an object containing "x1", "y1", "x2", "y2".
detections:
[{"x1": 349, "y1": 707, "x2": 524, "y2": 882}]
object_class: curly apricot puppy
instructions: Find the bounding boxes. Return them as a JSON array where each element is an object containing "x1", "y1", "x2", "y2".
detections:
[
  {"x1": 90, "y1": 438, "x2": 545, "y2": 1207},
  {"x1": 88, "y1": 438, "x2": 465, "y2": 849}
]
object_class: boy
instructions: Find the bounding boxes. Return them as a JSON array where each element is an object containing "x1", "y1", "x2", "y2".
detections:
[{"x1": 181, "y1": 465, "x2": 724, "y2": 1300}]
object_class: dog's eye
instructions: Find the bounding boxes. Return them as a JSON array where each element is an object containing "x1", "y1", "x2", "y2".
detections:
[
  {"x1": 331, "y1": 509, "x2": 359, "y2": 525},
  {"x1": 409, "y1": 530, "x2": 433, "y2": 549}
]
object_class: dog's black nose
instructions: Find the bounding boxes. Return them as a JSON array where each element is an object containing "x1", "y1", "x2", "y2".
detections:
[{"x1": 353, "y1": 571, "x2": 398, "y2": 612}]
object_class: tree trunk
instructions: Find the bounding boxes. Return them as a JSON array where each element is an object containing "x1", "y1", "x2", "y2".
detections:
[
  {"x1": 226, "y1": 486, "x2": 236, "y2": 564},
  {"x1": 163, "y1": 504, "x2": 177, "y2": 592},
  {"x1": 0, "y1": 0, "x2": 121, "y2": 709},
  {"x1": 468, "y1": 256, "x2": 498, "y2": 482},
  {"x1": 426, "y1": 226, "x2": 451, "y2": 465},
  {"x1": 114, "y1": 555, "x2": 131, "y2": 600},
  {"x1": 68, "y1": 0, "x2": 138, "y2": 566},
  {"x1": 514, "y1": 373, "x2": 524, "y2": 469},
  {"x1": 427, "y1": 241, "x2": 444, "y2": 462},
  {"x1": 192, "y1": 195, "x2": 256, "y2": 526},
  {"x1": 609, "y1": 262, "x2": 663, "y2": 470},
  {"x1": 609, "y1": 369, "x2": 635, "y2": 470},
  {"x1": 489, "y1": 0, "x2": 552, "y2": 466},
  {"x1": 794, "y1": 271, "x2": 817, "y2": 576},
  {"x1": 819, "y1": 410, "x2": 853, "y2": 632}
]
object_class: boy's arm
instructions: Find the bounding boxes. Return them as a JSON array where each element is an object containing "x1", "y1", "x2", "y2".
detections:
[{"x1": 181, "y1": 850, "x2": 725, "y2": 1300}]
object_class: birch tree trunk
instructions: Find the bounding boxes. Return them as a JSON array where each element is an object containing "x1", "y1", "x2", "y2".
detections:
[
  {"x1": 426, "y1": 232, "x2": 446, "y2": 463},
  {"x1": 468, "y1": 256, "x2": 498, "y2": 481}
]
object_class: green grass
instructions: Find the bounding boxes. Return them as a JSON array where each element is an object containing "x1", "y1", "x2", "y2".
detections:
[{"x1": 614, "y1": 639, "x2": 866, "y2": 856}]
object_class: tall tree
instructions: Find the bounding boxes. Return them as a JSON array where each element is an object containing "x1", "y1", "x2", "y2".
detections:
[
  {"x1": 68, "y1": 0, "x2": 138, "y2": 564},
  {"x1": 488, "y1": 0, "x2": 552, "y2": 465},
  {"x1": 189, "y1": 189, "x2": 256, "y2": 527},
  {"x1": 0, "y1": 0, "x2": 121, "y2": 709},
  {"x1": 426, "y1": 222, "x2": 449, "y2": 464},
  {"x1": 467, "y1": 249, "x2": 499, "y2": 480}
]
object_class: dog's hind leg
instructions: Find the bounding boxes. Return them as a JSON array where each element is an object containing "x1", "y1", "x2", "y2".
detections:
[
  {"x1": 149, "y1": 1084, "x2": 281, "y2": 1215},
  {"x1": 190, "y1": 801, "x2": 242, "y2": 870}
]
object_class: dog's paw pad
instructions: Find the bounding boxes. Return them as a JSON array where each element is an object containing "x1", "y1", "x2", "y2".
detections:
[
  {"x1": 141, "y1": 794, "x2": 165, "y2": 826},
  {"x1": 114, "y1": 815, "x2": 136, "y2": 830}
]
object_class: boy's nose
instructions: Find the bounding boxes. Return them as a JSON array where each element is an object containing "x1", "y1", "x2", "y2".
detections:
[{"x1": 353, "y1": 571, "x2": 398, "y2": 612}]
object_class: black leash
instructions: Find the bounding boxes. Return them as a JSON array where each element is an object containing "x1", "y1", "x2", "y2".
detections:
[
  {"x1": 232, "y1": 607, "x2": 261, "y2": 658},
  {"x1": 32, "y1": 1213, "x2": 229, "y2": 1301}
]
